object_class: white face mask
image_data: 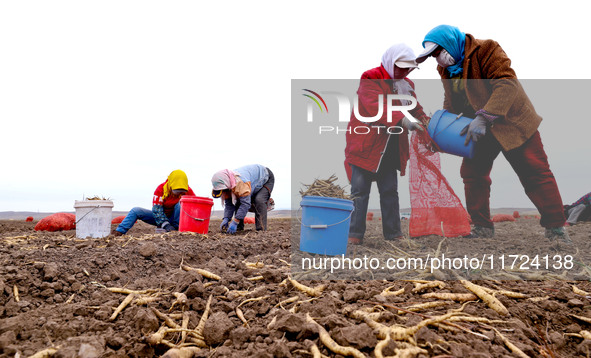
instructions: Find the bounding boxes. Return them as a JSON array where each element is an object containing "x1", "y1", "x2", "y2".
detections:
[{"x1": 436, "y1": 49, "x2": 456, "y2": 68}]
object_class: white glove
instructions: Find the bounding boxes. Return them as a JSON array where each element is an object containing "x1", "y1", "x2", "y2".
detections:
[{"x1": 400, "y1": 117, "x2": 424, "y2": 132}]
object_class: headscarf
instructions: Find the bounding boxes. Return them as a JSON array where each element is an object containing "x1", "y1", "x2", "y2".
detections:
[
  {"x1": 211, "y1": 169, "x2": 236, "y2": 190},
  {"x1": 163, "y1": 169, "x2": 189, "y2": 200},
  {"x1": 381, "y1": 44, "x2": 416, "y2": 105},
  {"x1": 380, "y1": 43, "x2": 418, "y2": 79},
  {"x1": 211, "y1": 169, "x2": 237, "y2": 205},
  {"x1": 422, "y1": 25, "x2": 466, "y2": 76}
]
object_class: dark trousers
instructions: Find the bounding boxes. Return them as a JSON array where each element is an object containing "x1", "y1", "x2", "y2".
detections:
[
  {"x1": 461, "y1": 131, "x2": 565, "y2": 229},
  {"x1": 349, "y1": 164, "x2": 402, "y2": 241},
  {"x1": 252, "y1": 168, "x2": 274, "y2": 231}
]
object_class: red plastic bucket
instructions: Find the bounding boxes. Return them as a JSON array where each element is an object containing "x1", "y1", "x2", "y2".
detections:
[{"x1": 179, "y1": 196, "x2": 214, "y2": 234}]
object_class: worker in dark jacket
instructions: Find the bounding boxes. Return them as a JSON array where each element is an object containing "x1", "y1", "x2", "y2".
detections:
[{"x1": 416, "y1": 24, "x2": 571, "y2": 246}]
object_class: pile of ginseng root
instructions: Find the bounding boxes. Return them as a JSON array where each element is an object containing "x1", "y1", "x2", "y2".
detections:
[{"x1": 300, "y1": 175, "x2": 351, "y2": 200}]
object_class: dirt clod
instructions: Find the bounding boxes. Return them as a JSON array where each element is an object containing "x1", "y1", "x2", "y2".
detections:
[
  {"x1": 332, "y1": 323, "x2": 377, "y2": 349},
  {"x1": 271, "y1": 312, "x2": 306, "y2": 333},
  {"x1": 138, "y1": 242, "x2": 158, "y2": 258},
  {"x1": 203, "y1": 311, "x2": 234, "y2": 345}
]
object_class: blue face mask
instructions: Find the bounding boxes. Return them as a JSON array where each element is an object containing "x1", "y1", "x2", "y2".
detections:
[{"x1": 436, "y1": 49, "x2": 456, "y2": 68}]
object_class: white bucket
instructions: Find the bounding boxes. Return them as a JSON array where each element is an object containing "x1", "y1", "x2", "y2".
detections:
[{"x1": 74, "y1": 200, "x2": 114, "y2": 238}]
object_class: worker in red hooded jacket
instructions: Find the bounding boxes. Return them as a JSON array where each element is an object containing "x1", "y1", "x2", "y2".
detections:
[
  {"x1": 345, "y1": 44, "x2": 429, "y2": 245},
  {"x1": 113, "y1": 170, "x2": 195, "y2": 236}
]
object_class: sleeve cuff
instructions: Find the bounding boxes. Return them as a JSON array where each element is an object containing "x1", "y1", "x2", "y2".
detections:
[{"x1": 476, "y1": 109, "x2": 499, "y2": 123}]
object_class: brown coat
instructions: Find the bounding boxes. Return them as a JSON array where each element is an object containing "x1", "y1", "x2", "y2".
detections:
[{"x1": 437, "y1": 34, "x2": 541, "y2": 151}]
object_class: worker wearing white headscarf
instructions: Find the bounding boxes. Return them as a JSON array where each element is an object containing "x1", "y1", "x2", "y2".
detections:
[{"x1": 344, "y1": 44, "x2": 429, "y2": 245}]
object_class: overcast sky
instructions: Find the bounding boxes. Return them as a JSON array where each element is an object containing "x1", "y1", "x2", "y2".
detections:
[{"x1": 1, "y1": 1, "x2": 589, "y2": 213}]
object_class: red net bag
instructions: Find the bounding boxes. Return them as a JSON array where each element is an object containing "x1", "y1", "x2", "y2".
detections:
[
  {"x1": 111, "y1": 215, "x2": 126, "y2": 224},
  {"x1": 34, "y1": 213, "x2": 76, "y2": 232},
  {"x1": 409, "y1": 131, "x2": 471, "y2": 237},
  {"x1": 493, "y1": 214, "x2": 516, "y2": 223},
  {"x1": 244, "y1": 217, "x2": 255, "y2": 224}
]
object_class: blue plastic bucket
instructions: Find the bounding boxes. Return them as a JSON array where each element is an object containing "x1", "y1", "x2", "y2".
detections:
[
  {"x1": 427, "y1": 110, "x2": 475, "y2": 159},
  {"x1": 299, "y1": 196, "x2": 354, "y2": 256}
]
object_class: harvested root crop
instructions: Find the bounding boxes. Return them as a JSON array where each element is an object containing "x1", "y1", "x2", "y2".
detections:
[
  {"x1": 107, "y1": 287, "x2": 160, "y2": 295},
  {"x1": 28, "y1": 347, "x2": 59, "y2": 358},
  {"x1": 571, "y1": 314, "x2": 591, "y2": 325},
  {"x1": 400, "y1": 300, "x2": 455, "y2": 313},
  {"x1": 244, "y1": 261, "x2": 265, "y2": 269},
  {"x1": 196, "y1": 295, "x2": 213, "y2": 337},
  {"x1": 479, "y1": 285, "x2": 527, "y2": 299},
  {"x1": 275, "y1": 295, "x2": 299, "y2": 308},
  {"x1": 237, "y1": 295, "x2": 270, "y2": 309},
  {"x1": 461, "y1": 280, "x2": 508, "y2": 316},
  {"x1": 300, "y1": 175, "x2": 350, "y2": 199},
  {"x1": 306, "y1": 313, "x2": 365, "y2": 358},
  {"x1": 109, "y1": 293, "x2": 135, "y2": 321},
  {"x1": 350, "y1": 308, "x2": 462, "y2": 344},
  {"x1": 573, "y1": 285, "x2": 591, "y2": 296},
  {"x1": 236, "y1": 307, "x2": 248, "y2": 327},
  {"x1": 134, "y1": 296, "x2": 161, "y2": 306},
  {"x1": 170, "y1": 292, "x2": 188, "y2": 311},
  {"x1": 288, "y1": 276, "x2": 326, "y2": 297},
  {"x1": 493, "y1": 328, "x2": 529, "y2": 358},
  {"x1": 151, "y1": 308, "x2": 182, "y2": 329},
  {"x1": 309, "y1": 343, "x2": 323, "y2": 358},
  {"x1": 380, "y1": 285, "x2": 405, "y2": 297},
  {"x1": 161, "y1": 347, "x2": 202, "y2": 358},
  {"x1": 181, "y1": 264, "x2": 221, "y2": 281},
  {"x1": 409, "y1": 280, "x2": 445, "y2": 293},
  {"x1": 374, "y1": 336, "x2": 391, "y2": 358},
  {"x1": 421, "y1": 292, "x2": 478, "y2": 302},
  {"x1": 181, "y1": 312, "x2": 189, "y2": 344}
]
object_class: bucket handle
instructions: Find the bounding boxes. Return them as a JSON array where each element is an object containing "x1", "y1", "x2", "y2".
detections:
[
  {"x1": 296, "y1": 206, "x2": 354, "y2": 229},
  {"x1": 432, "y1": 112, "x2": 464, "y2": 139},
  {"x1": 182, "y1": 208, "x2": 208, "y2": 222},
  {"x1": 75, "y1": 205, "x2": 101, "y2": 224}
]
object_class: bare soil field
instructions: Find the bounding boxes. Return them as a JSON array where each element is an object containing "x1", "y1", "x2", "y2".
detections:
[{"x1": 1, "y1": 217, "x2": 591, "y2": 357}]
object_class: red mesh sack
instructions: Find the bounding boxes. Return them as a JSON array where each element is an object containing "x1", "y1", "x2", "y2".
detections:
[
  {"x1": 111, "y1": 215, "x2": 126, "y2": 224},
  {"x1": 34, "y1": 213, "x2": 76, "y2": 232},
  {"x1": 25, "y1": 216, "x2": 34, "y2": 222},
  {"x1": 244, "y1": 217, "x2": 255, "y2": 224},
  {"x1": 409, "y1": 132, "x2": 471, "y2": 237},
  {"x1": 492, "y1": 214, "x2": 516, "y2": 223},
  {"x1": 513, "y1": 211, "x2": 520, "y2": 218},
  {"x1": 366, "y1": 212, "x2": 374, "y2": 221}
]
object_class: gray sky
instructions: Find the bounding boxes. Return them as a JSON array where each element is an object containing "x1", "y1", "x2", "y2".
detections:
[{"x1": 1, "y1": 1, "x2": 589, "y2": 213}]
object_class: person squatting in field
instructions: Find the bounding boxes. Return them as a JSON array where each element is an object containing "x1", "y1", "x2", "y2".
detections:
[
  {"x1": 344, "y1": 44, "x2": 430, "y2": 245},
  {"x1": 113, "y1": 170, "x2": 195, "y2": 236},
  {"x1": 416, "y1": 24, "x2": 571, "y2": 244},
  {"x1": 566, "y1": 192, "x2": 591, "y2": 225},
  {"x1": 211, "y1": 164, "x2": 274, "y2": 233}
]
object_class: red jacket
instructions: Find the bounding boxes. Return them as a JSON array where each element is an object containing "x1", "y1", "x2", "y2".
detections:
[
  {"x1": 344, "y1": 65, "x2": 428, "y2": 180},
  {"x1": 152, "y1": 181, "x2": 195, "y2": 217}
]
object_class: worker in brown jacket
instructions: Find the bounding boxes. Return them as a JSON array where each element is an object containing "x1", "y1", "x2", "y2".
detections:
[{"x1": 416, "y1": 24, "x2": 571, "y2": 246}]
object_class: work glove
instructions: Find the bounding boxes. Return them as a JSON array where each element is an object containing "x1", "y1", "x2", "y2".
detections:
[
  {"x1": 400, "y1": 117, "x2": 424, "y2": 132},
  {"x1": 460, "y1": 114, "x2": 490, "y2": 145},
  {"x1": 227, "y1": 219, "x2": 239, "y2": 234},
  {"x1": 162, "y1": 222, "x2": 175, "y2": 232},
  {"x1": 220, "y1": 217, "x2": 230, "y2": 231}
]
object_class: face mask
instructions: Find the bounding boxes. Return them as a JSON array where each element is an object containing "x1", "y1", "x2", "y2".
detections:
[{"x1": 436, "y1": 49, "x2": 456, "y2": 68}]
